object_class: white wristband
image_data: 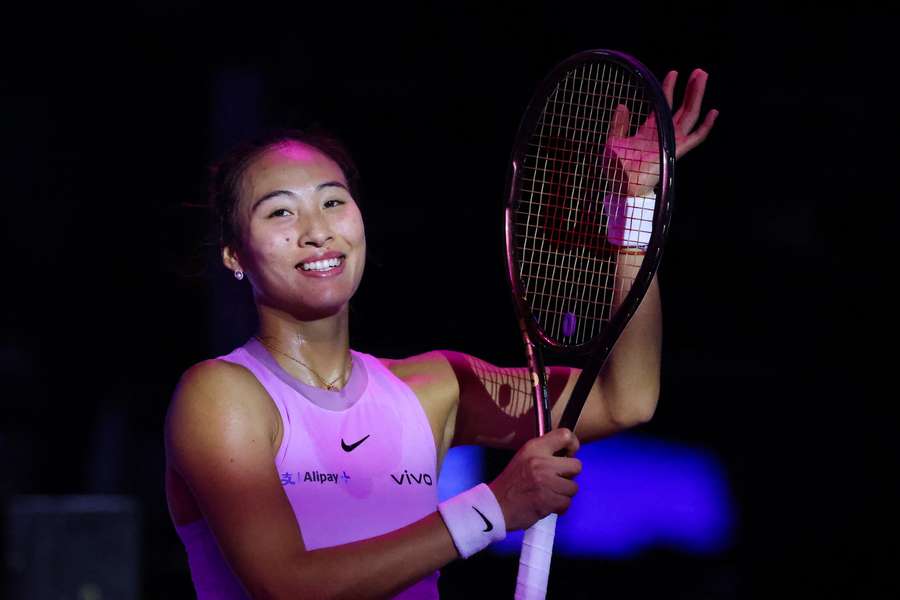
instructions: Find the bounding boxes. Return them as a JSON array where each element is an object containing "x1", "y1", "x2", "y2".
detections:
[
  {"x1": 438, "y1": 483, "x2": 506, "y2": 559},
  {"x1": 603, "y1": 190, "x2": 656, "y2": 248}
]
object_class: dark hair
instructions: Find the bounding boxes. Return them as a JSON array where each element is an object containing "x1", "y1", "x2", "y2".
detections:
[{"x1": 209, "y1": 128, "x2": 361, "y2": 250}]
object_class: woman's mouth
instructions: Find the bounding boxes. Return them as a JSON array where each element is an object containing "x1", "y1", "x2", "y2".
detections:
[
  {"x1": 299, "y1": 256, "x2": 343, "y2": 271},
  {"x1": 296, "y1": 254, "x2": 346, "y2": 277}
]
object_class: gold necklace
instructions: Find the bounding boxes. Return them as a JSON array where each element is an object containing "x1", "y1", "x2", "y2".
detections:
[{"x1": 254, "y1": 336, "x2": 351, "y2": 391}]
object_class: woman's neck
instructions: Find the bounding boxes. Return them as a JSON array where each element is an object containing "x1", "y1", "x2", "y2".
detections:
[{"x1": 254, "y1": 303, "x2": 351, "y2": 388}]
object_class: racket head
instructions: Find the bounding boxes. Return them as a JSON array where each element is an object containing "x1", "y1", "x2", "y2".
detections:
[{"x1": 504, "y1": 49, "x2": 675, "y2": 357}]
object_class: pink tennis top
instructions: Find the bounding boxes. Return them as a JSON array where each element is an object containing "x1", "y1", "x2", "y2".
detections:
[{"x1": 175, "y1": 339, "x2": 440, "y2": 599}]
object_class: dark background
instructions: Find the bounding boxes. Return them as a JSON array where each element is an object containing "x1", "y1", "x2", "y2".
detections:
[{"x1": 2, "y1": 2, "x2": 896, "y2": 598}]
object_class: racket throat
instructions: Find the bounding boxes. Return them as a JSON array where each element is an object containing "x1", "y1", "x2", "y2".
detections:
[{"x1": 522, "y1": 334, "x2": 553, "y2": 436}]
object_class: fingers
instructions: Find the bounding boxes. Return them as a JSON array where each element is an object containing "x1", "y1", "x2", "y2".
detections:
[
  {"x1": 609, "y1": 104, "x2": 630, "y2": 138},
  {"x1": 527, "y1": 453, "x2": 581, "y2": 479},
  {"x1": 542, "y1": 466, "x2": 580, "y2": 515},
  {"x1": 672, "y1": 68, "x2": 708, "y2": 134},
  {"x1": 493, "y1": 430, "x2": 583, "y2": 529},
  {"x1": 529, "y1": 456, "x2": 580, "y2": 516},
  {"x1": 533, "y1": 427, "x2": 580, "y2": 457},
  {"x1": 553, "y1": 456, "x2": 582, "y2": 478},
  {"x1": 553, "y1": 477, "x2": 578, "y2": 499},
  {"x1": 676, "y1": 108, "x2": 719, "y2": 160},
  {"x1": 662, "y1": 70, "x2": 677, "y2": 108},
  {"x1": 546, "y1": 475, "x2": 578, "y2": 503},
  {"x1": 665, "y1": 67, "x2": 717, "y2": 160},
  {"x1": 525, "y1": 453, "x2": 581, "y2": 480}
]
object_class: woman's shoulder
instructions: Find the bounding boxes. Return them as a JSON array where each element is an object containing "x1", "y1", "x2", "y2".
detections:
[
  {"x1": 177, "y1": 357, "x2": 261, "y2": 396},
  {"x1": 377, "y1": 350, "x2": 452, "y2": 380},
  {"x1": 167, "y1": 358, "x2": 276, "y2": 436},
  {"x1": 375, "y1": 350, "x2": 465, "y2": 400},
  {"x1": 165, "y1": 358, "x2": 283, "y2": 516}
]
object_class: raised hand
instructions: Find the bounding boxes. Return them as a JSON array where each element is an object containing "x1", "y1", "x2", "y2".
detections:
[{"x1": 605, "y1": 68, "x2": 719, "y2": 197}]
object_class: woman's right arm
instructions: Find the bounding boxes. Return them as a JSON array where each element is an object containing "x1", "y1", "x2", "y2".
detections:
[{"x1": 166, "y1": 359, "x2": 578, "y2": 599}]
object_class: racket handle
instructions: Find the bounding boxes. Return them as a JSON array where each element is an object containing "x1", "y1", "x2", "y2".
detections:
[{"x1": 514, "y1": 513, "x2": 558, "y2": 600}]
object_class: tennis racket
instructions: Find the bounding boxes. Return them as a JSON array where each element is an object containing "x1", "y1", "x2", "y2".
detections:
[{"x1": 504, "y1": 49, "x2": 675, "y2": 599}]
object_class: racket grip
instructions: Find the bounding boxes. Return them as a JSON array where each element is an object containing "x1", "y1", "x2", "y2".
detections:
[{"x1": 514, "y1": 513, "x2": 558, "y2": 600}]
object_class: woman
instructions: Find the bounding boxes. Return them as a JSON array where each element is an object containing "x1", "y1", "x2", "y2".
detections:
[{"x1": 165, "y1": 69, "x2": 717, "y2": 599}]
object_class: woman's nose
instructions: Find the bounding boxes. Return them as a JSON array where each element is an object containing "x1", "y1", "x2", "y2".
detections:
[{"x1": 298, "y1": 213, "x2": 334, "y2": 248}]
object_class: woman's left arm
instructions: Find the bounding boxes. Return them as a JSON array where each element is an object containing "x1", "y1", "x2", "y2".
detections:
[{"x1": 441, "y1": 68, "x2": 718, "y2": 447}]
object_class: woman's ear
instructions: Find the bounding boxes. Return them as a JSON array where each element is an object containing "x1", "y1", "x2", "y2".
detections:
[{"x1": 222, "y1": 245, "x2": 243, "y2": 276}]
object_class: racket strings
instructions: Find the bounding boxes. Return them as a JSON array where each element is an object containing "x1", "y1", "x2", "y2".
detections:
[
  {"x1": 520, "y1": 161, "x2": 662, "y2": 180},
  {"x1": 540, "y1": 63, "x2": 603, "y2": 345},
  {"x1": 514, "y1": 62, "x2": 656, "y2": 346}
]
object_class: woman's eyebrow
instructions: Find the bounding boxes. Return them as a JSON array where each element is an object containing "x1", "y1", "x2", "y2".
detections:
[
  {"x1": 317, "y1": 181, "x2": 348, "y2": 192},
  {"x1": 251, "y1": 182, "x2": 349, "y2": 213},
  {"x1": 251, "y1": 190, "x2": 295, "y2": 213}
]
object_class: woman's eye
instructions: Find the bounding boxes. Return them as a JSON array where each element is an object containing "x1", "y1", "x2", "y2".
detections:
[
  {"x1": 268, "y1": 208, "x2": 292, "y2": 218},
  {"x1": 324, "y1": 199, "x2": 345, "y2": 209}
]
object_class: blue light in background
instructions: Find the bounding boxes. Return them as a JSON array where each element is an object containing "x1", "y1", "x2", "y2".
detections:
[
  {"x1": 438, "y1": 434, "x2": 734, "y2": 558},
  {"x1": 437, "y1": 445, "x2": 485, "y2": 502}
]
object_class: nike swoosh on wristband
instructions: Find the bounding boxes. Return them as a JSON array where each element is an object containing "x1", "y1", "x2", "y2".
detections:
[
  {"x1": 472, "y1": 506, "x2": 493, "y2": 533},
  {"x1": 341, "y1": 434, "x2": 371, "y2": 452}
]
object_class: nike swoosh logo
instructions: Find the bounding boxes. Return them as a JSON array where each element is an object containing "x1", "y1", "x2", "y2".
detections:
[
  {"x1": 472, "y1": 506, "x2": 493, "y2": 533},
  {"x1": 341, "y1": 434, "x2": 371, "y2": 452}
]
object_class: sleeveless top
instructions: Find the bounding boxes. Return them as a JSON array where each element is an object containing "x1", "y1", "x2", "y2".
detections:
[{"x1": 175, "y1": 339, "x2": 440, "y2": 598}]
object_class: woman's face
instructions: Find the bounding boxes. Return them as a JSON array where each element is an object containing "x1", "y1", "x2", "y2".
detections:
[{"x1": 226, "y1": 141, "x2": 366, "y2": 320}]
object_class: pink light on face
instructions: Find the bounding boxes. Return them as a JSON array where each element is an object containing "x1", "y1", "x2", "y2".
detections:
[{"x1": 273, "y1": 141, "x2": 323, "y2": 162}]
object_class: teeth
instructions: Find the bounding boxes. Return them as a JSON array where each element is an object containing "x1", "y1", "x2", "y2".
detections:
[{"x1": 300, "y1": 257, "x2": 343, "y2": 271}]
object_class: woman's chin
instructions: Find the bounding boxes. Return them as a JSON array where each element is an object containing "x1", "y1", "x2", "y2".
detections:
[{"x1": 256, "y1": 292, "x2": 349, "y2": 323}]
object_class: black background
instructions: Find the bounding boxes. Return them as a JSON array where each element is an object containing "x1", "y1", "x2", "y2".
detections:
[{"x1": 2, "y1": 2, "x2": 896, "y2": 598}]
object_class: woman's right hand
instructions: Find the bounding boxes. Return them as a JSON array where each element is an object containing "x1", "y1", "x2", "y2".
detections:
[{"x1": 489, "y1": 428, "x2": 582, "y2": 531}]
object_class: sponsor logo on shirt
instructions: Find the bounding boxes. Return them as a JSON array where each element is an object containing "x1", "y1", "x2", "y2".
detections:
[
  {"x1": 390, "y1": 470, "x2": 434, "y2": 486},
  {"x1": 341, "y1": 434, "x2": 371, "y2": 452},
  {"x1": 281, "y1": 471, "x2": 351, "y2": 486}
]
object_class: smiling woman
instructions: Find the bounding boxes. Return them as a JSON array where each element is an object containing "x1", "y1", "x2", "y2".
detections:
[
  {"x1": 164, "y1": 69, "x2": 714, "y2": 599},
  {"x1": 222, "y1": 140, "x2": 367, "y2": 323}
]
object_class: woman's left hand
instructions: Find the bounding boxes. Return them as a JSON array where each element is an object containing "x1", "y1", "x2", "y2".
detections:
[{"x1": 605, "y1": 68, "x2": 719, "y2": 197}]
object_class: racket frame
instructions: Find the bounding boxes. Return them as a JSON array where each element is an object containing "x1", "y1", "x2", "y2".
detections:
[{"x1": 503, "y1": 48, "x2": 676, "y2": 434}]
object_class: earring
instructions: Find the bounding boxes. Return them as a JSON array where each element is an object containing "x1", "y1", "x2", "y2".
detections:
[{"x1": 234, "y1": 270, "x2": 244, "y2": 281}]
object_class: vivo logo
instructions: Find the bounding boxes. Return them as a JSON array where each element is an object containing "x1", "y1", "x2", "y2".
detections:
[{"x1": 391, "y1": 470, "x2": 434, "y2": 486}]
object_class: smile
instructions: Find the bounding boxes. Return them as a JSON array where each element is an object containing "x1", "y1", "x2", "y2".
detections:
[{"x1": 297, "y1": 255, "x2": 345, "y2": 272}]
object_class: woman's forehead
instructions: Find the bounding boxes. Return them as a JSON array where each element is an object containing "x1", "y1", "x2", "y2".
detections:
[
  {"x1": 246, "y1": 142, "x2": 347, "y2": 189},
  {"x1": 269, "y1": 140, "x2": 326, "y2": 162}
]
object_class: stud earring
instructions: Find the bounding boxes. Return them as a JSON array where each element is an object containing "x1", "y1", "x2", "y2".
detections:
[{"x1": 234, "y1": 270, "x2": 244, "y2": 281}]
